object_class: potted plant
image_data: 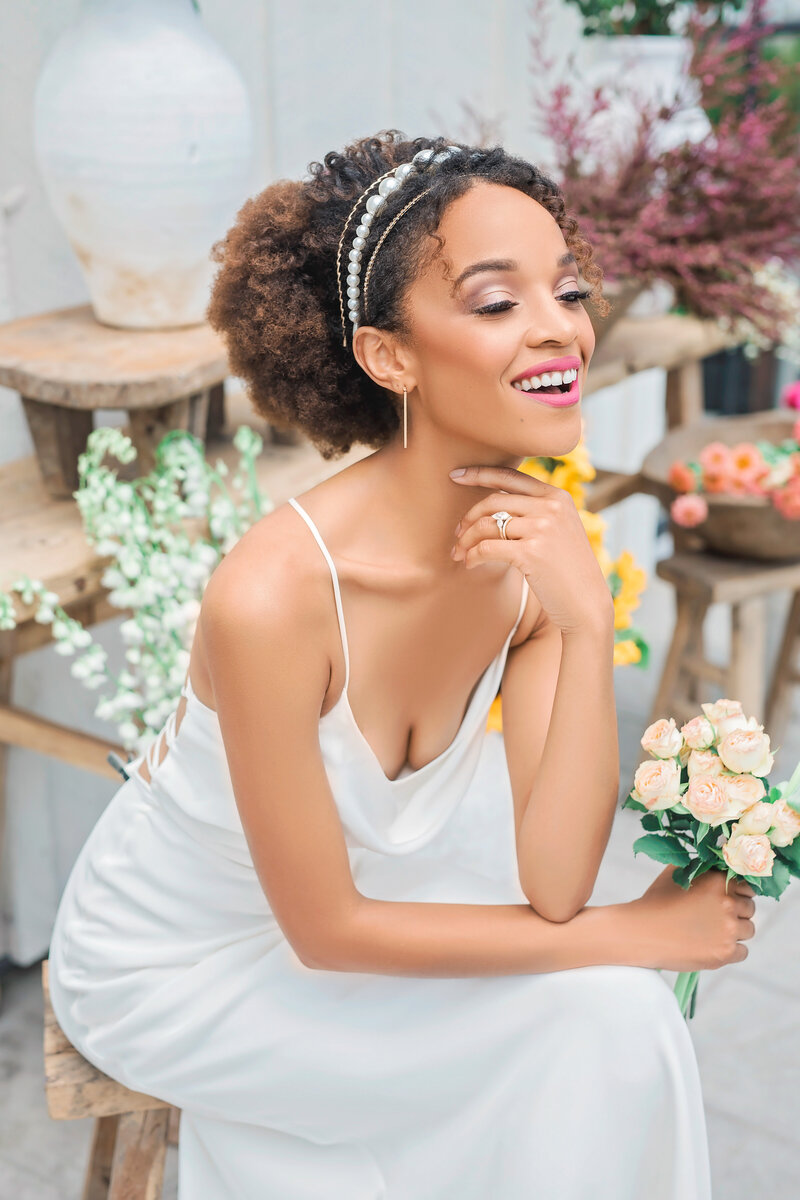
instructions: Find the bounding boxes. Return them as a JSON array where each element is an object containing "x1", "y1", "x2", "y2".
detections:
[{"x1": 527, "y1": 0, "x2": 800, "y2": 366}]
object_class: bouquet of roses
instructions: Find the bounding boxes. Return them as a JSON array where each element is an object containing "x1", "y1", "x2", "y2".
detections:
[{"x1": 623, "y1": 698, "x2": 800, "y2": 1018}]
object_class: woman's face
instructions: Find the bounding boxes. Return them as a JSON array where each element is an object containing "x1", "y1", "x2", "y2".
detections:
[{"x1": 398, "y1": 179, "x2": 596, "y2": 459}]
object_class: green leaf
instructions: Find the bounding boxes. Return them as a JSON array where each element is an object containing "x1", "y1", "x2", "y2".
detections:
[
  {"x1": 777, "y1": 838, "x2": 800, "y2": 870},
  {"x1": 640, "y1": 813, "x2": 663, "y2": 832},
  {"x1": 696, "y1": 838, "x2": 718, "y2": 862},
  {"x1": 696, "y1": 822, "x2": 710, "y2": 842},
  {"x1": 688, "y1": 859, "x2": 716, "y2": 882},
  {"x1": 753, "y1": 860, "x2": 791, "y2": 899},
  {"x1": 670, "y1": 863, "x2": 695, "y2": 890},
  {"x1": 632, "y1": 833, "x2": 691, "y2": 866},
  {"x1": 775, "y1": 846, "x2": 800, "y2": 879},
  {"x1": 624, "y1": 795, "x2": 648, "y2": 812},
  {"x1": 768, "y1": 786, "x2": 783, "y2": 803}
]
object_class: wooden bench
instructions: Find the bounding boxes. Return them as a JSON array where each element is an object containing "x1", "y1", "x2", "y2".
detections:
[{"x1": 41, "y1": 958, "x2": 180, "y2": 1199}]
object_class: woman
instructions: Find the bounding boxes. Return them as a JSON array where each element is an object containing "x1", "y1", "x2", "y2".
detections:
[{"x1": 48, "y1": 131, "x2": 756, "y2": 1199}]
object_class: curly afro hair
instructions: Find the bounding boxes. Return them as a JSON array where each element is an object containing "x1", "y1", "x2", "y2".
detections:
[{"x1": 207, "y1": 129, "x2": 609, "y2": 461}]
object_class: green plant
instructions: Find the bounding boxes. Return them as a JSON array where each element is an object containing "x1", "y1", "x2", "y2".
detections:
[
  {"x1": 0, "y1": 425, "x2": 271, "y2": 756},
  {"x1": 565, "y1": 0, "x2": 747, "y2": 37}
]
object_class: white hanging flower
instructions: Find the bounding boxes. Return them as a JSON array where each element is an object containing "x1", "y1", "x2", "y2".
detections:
[{"x1": 0, "y1": 425, "x2": 271, "y2": 745}]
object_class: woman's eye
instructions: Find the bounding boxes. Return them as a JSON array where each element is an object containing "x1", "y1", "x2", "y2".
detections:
[
  {"x1": 559, "y1": 289, "x2": 592, "y2": 304},
  {"x1": 473, "y1": 300, "x2": 518, "y2": 315},
  {"x1": 474, "y1": 288, "x2": 592, "y2": 316}
]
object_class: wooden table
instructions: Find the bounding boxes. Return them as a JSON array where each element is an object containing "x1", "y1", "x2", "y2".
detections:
[{"x1": 0, "y1": 305, "x2": 230, "y2": 497}]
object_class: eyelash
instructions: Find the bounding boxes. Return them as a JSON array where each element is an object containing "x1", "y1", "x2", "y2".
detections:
[{"x1": 473, "y1": 289, "x2": 592, "y2": 315}]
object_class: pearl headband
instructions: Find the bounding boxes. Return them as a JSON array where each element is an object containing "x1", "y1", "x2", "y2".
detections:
[{"x1": 335, "y1": 144, "x2": 467, "y2": 349}]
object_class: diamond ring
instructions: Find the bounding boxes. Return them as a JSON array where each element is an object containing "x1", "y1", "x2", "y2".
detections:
[{"x1": 491, "y1": 510, "x2": 513, "y2": 540}]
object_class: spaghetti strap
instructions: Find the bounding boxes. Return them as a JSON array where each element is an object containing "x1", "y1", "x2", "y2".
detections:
[
  {"x1": 513, "y1": 572, "x2": 529, "y2": 634},
  {"x1": 287, "y1": 497, "x2": 351, "y2": 691}
]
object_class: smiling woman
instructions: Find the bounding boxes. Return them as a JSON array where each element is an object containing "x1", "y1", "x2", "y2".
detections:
[{"x1": 45, "y1": 130, "x2": 736, "y2": 1200}]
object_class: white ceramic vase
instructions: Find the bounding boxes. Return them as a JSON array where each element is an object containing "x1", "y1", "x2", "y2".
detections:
[
  {"x1": 580, "y1": 35, "x2": 711, "y2": 164},
  {"x1": 33, "y1": 0, "x2": 254, "y2": 329}
]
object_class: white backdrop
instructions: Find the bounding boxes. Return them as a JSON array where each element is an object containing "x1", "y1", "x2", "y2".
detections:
[{"x1": 0, "y1": 0, "x2": 666, "y2": 963}]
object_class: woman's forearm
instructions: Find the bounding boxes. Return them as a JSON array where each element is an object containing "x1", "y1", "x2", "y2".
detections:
[
  {"x1": 308, "y1": 895, "x2": 647, "y2": 976},
  {"x1": 517, "y1": 620, "x2": 619, "y2": 922}
]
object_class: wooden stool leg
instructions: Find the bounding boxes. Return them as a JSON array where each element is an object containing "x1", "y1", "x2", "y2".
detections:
[
  {"x1": 728, "y1": 596, "x2": 767, "y2": 721},
  {"x1": 650, "y1": 592, "x2": 707, "y2": 725},
  {"x1": 683, "y1": 598, "x2": 710, "y2": 707},
  {"x1": 205, "y1": 381, "x2": 226, "y2": 439},
  {"x1": 21, "y1": 395, "x2": 94, "y2": 498},
  {"x1": 83, "y1": 1114, "x2": 119, "y2": 1200},
  {"x1": 107, "y1": 1108, "x2": 170, "y2": 1200},
  {"x1": 0, "y1": 628, "x2": 15, "y2": 1015},
  {"x1": 765, "y1": 589, "x2": 800, "y2": 744}
]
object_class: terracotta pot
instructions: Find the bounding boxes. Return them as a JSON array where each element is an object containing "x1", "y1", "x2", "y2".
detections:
[{"x1": 641, "y1": 410, "x2": 800, "y2": 562}]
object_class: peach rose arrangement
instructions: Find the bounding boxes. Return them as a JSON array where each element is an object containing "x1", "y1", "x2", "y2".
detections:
[
  {"x1": 624, "y1": 697, "x2": 800, "y2": 1018},
  {"x1": 668, "y1": 415, "x2": 800, "y2": 529}
]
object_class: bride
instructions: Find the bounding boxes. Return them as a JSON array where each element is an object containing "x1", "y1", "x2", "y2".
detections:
[{"x1": 48, "y1": 130, "x2": 756, "y2": 1199}]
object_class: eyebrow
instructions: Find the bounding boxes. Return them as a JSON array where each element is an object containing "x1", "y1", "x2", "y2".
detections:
[{"x1": 450, "y1": 251, "x2": 577, "y2": 296}]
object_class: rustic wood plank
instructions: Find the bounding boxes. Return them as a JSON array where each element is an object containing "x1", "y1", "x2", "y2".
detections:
[
  {"x1": 584, "y1": 312, "x2": 737, "y2": 397},
  {"x1": 42, "y1": 960, "x2": 171, "y2": 1121},
  {"x1": 21, "y1": 396, "x2": 94, "y2": 497},
  {"x1": 729, "y1": 596, "x2": 767, "y2": 720},
  {"x1": 107, "y1": 1109, "x2": 170, "y2": 1200},
  {"x1": 764, "y1": 589, "x2": 800, "y2": 745},
  {"x1": 665, "y1": 360, "x2": 704, "y2": 430},
  {"x1": 0, "y1": 702, "x2": 125, "y2": 777},
  {"x1": 0, "y1": 305, "x2": 227, "y2": 409},
  {"x1": 82, "y1": 1114, "x2": 119, "y2": 1200}
]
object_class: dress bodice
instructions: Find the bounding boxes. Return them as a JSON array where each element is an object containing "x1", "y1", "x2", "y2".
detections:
[{"x1": 126, "y1": 497, "x2": 529, "y2": 858}]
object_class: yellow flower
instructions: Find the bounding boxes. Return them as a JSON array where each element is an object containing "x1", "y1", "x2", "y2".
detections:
[
  {"x1": 614, "y1": 599, "x2": 633, "y2": 631},
  {"x1": 484, "y1": 443, "x2": 650, "y2": 734},
  {"x1": 614, "y1": 639, "x2": 642, "y2": 666},
  {"x1": 486, "y1": 692, "x2": 504, "y2": 733}
]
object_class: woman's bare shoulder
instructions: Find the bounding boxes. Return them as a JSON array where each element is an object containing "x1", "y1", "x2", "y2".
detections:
[
  {"x1": 202, "y1": 500, "x2": 331, "y2": 619},
  {"x1": 195, "y1": 500, "x2": 338, "y2": 701}
]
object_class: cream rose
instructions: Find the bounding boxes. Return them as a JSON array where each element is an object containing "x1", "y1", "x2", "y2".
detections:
[
  {"x1": 632, "y1": 758, "x2": 682, "y2": 812},
  {"x1": 680, "y1": 715, "x2": 716, "y2": 751},
  {"x1": 722, "y1": 773, "x2": 766, "y2": 809},
  {"x1": 701, "y1": 698, "x2": 747, "y2": 740},
  {"x1": 717, "y1": 727, "x2": 774, "y2": 776},
  {"x1": 735, "y1": 800, "x2": 775, "y2": 836},
  {"x1": 722, "y1": 832, "x2": 775, "y2": 876},
  {"x1": 640, "y1": 717, "x2": 684, "y2": 760},
  {"x1": 767, "y1": 797, "x2": 800, "y2": 848},
  {"x1": 687, "y1": 749, "x2": 724, "y2": 779},
  {"x1": 685, "y1": 774, "x2": 746, "y2": 826}
]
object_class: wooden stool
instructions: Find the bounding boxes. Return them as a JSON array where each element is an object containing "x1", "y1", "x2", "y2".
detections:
[
  {"x1": 0, "y1": 304, "x2": 228, "y2": 498},
  {"x1": 42, "y1": 959, "x2": 180, "y2": 1199},
  {"x1": 649, "y1": 551, "x2": 800, "y2": 732}
]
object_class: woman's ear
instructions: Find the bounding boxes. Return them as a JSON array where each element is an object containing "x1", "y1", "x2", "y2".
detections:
[{"x1": 352, "y1": 325, "x2": 416, "y2": 396}]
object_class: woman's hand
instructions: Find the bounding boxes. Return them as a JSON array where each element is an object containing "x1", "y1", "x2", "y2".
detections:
[
  {"x1": 449, "y1": 465, "x2": 614, "y2": 635},
  {"x1": 630, "y1": 864, "x2": 757, "y2": 973}
]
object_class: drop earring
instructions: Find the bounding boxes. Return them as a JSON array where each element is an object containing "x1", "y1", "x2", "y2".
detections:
[{"x1": 403, "y1": 385, "x2": 408, "y2": 449}]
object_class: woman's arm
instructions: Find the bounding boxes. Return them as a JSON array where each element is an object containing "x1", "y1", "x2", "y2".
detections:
[
  {"x1": 200, "y1": 521, "x2": 636, "y2": 978},
  {"x1": 501, "y1": 608, "x2": 619, "y2": 924}
]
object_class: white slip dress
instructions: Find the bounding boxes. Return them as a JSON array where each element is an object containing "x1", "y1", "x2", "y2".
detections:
[{"x1": 47, "y1": 496, "x2": 713, "y2": 1200}]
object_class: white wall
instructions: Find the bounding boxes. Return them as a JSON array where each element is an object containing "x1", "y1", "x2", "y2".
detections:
[{"x1": 0, "y1": 0, "x2": 661, "y2": 964}]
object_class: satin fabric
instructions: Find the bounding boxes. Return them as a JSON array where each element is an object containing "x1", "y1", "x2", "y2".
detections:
[{"x1": 48, "y1": 497, "x2": 713, "y2": 1199}]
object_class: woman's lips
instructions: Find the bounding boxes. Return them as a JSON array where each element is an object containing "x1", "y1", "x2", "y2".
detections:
[{"x1": 514, "y1": 375, "x2": 580, "y2": 407}]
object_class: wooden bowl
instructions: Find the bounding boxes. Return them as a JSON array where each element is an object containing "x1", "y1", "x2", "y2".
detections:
[{"x1": 641, "y1": 410, "x2": 800, "y2": 562}]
